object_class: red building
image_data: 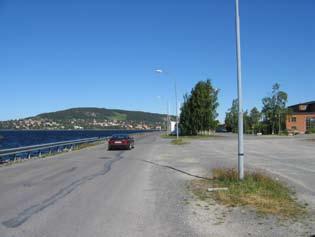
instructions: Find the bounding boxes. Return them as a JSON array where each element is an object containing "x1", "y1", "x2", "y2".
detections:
[{"x1": 286, "y1": 101, "x2": 315, "y2": 134}]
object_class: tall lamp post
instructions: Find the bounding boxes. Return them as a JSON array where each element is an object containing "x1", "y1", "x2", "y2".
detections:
[
  {"x1": 235, "y1": 0, "x2": 244, "y2": 180},
  {"x1": 154, "y1": 69, "x2": 179, "y2": 140},
  {"x1": 157, "y1": 96, "x2": 170, "y2": 134}
]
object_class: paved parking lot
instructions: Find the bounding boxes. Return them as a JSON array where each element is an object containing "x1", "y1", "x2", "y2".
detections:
[{"x1": 158, "y1": 133, "x2": 315, "y2": 207}]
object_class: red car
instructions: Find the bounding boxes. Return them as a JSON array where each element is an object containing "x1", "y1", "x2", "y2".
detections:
[{"x1": 108, "y1": 134, "x2": 135, "y2": 150}]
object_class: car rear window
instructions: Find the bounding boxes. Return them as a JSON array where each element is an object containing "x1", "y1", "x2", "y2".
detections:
[{"x1": 112, "y1": 134, "x2": 129, "y2": 139}]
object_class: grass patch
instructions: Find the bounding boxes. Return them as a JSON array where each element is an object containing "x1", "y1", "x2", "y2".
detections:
[
  {"x1": 182, "y1": 135, "x2": 216, "y2": 140},
  {"x1": 161, "y1": 134, "x2": 216, "y2": 140},
  {"x1": 190, "y1": 168, "x2": 306, "y2": 219},
  {"x1": 161, "y1": 134, "x2": 217, "y2": 145},
  {"x1": 160, "y1": 134, "x2": 175, "y2": 139},
  {"x1": 170, "y1": 138, "x2": 189, "y2": 145}
]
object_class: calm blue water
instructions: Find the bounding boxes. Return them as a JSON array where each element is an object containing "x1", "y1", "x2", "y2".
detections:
[{"x1": 0, "y1": 130, "x2": 150, "y2": 150}]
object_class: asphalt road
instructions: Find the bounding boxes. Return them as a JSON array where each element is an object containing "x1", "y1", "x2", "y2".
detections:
[
  {"x1": 0, "y1": 133, "x2": 196, "y2": 237},
  {"x1": 0, "y1": 133, "x2": 314, "y2": 237}
]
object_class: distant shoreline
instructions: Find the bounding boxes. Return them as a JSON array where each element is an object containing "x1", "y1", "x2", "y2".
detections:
[{"x1": 0, "y1": 129, "x2": 158, "y2": 132}]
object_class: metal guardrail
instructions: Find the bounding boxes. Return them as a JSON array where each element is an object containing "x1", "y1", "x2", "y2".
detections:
[
  {"x1": 0, "y1": 137, "x2": 107, "y2": 163},
  {"x1": 0, "y1": 131, "x2": 158, "y2": 164}
]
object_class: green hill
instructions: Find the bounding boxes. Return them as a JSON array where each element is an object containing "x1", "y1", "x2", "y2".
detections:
[
  {"x1": 0, "y1": 107, "x2": 174, "y2": 130},
  {"x1": 36, "y1": 107, "x2": 168, "y2": 123}
]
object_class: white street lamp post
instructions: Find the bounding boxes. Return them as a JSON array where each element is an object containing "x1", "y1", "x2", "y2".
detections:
[
  {"x1": 235, "y1": 0, "x2": 244, "y2": 180},
  {"x1": 155, "y1": 69, "x2": 179, "y2": 139},
  {"x1": 174, "y1": 79, "x2": 179, "y2": 140}
]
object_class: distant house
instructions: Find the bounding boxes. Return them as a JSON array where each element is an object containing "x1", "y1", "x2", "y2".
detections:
[
  {"x1": 155, "y1": 126, "x2": 162, "y2": 130},
  {"x1": 286, "y1": 101, "x2": 315, "y2": 134},
  {"x1": 169, "y1": 121, "x2": 180, "y2": 135},
  {"x1": 73, "y1": 125, "x2": 84, "y2": 130}
]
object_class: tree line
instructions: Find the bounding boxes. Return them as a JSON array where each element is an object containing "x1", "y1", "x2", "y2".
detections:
[
  {"x1": 178, "y1": 81, "x2": 290, "y2": 136},
  {"x1": 225, "y1": 83, "x2": 288, "y2": 135}
]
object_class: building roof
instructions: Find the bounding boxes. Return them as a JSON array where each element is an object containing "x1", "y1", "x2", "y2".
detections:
[
  {"x1": 288, "y1": 101, "x2": 315, "y2": 108},
  {"x1": 288, "y1": 101, "x2": 315, "y2": 113}
]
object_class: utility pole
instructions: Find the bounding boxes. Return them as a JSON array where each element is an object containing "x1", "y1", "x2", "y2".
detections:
[
  {"x1": 154, "y1": 69, "x2": 179, "y2": 140},
  {"x1": 174, "y1": 79, "x2": 179, "y2": 140},
  {"x1": 235, "y1": 0, "x2": 244, "y2": 180},
  {"x1": 166, "y1": 100, "x2": 170, "y2": 134},
  {"x1": 278, "y1": 111, "x2": 281, "y2": 135}
]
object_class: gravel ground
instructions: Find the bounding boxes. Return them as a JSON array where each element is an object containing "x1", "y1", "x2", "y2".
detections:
[{"x1": 155, "y1": 133, "x2": 315, "y2": 236}]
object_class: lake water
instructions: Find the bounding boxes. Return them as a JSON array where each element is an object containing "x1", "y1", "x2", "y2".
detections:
[{"x1": 0, "y1": 130, "x2": 150, "y2": 150}]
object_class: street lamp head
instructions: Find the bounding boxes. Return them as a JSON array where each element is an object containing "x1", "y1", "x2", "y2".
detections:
[{"x1": 154, "y1": 69, "x2": 163, "y2": 74}]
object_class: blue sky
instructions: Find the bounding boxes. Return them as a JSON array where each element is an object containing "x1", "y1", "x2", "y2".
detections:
[{"x1": 1, "y1": 0, "x2": 315, "y2": 122}]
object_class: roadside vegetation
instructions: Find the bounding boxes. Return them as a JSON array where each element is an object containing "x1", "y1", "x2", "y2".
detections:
[
  {"x1": 190, "y1": 168, "x2": 306, "y2": 219},
  {"x1": 170, "y1": 138, "x2": 189, "y2": 145},
  {"x1": 160, "y1": 134, "x2": 176, "y2": 139},
  {"x1": 177, "y1": 81, "x2": 295, "y2": 137},
  {"x1": 225, "y1": 83, "x2": 289, "y2": 135},
  {"x1": 305, "y1": 127, "x2": 315, "y2": 134},
  {"x1": 161, "y1": 134, "x2": 216, "y2": 140},
  {"x1": 179, "y1": 79, "x2": 219, "y2": 136},
  {"x1": 161, "y1": 134, "x2": 217, "y2": 145}
]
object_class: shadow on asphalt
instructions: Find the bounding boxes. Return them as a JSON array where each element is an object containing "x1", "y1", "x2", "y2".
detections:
[{"x1": 139, "y1": 159, "x2": 212, "y2": 181}]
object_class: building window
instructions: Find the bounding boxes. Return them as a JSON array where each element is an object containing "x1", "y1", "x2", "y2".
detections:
[
  {"x1": 306, "y1": 117, "x2": 315, "y2": 131},
  {"x1": 299, "y1": 105, "x2": 308, "y2": 111},
  {"x1": 291, "y1": 126, "x2": 297, "y2": 130},
  {"x1": 291, "y1": 117, "x2": 297, "y2": 122}
]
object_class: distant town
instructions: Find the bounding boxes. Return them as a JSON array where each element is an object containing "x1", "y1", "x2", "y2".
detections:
[{"x1": 0, "y1": 118, "x2": 163, "y2": 130}]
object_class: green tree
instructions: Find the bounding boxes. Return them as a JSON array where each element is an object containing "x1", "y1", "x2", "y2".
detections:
[
  {"x1": 243, "y1": 110, "x2": 251, "y2": 134},
  {"x1": 262, "y1": 83, "x2": 288, "y2": 134},
  {"x1": 225, "y1": 100, "x2": 258, "y2": 134},
  {"x1": 249, "y1": 107, "x2": 261, "y2": 134},
  {"x1": 179, "y1": 79, "x2": 219, "y2": 135},
  {"x1": 225, "y1": 99, "x2": 238, "y2": 133},
  {"x1": 179, "y1": 93, "x2": 193, "y2": 135}
]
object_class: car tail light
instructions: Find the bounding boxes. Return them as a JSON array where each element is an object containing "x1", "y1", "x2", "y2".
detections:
[{"x1": 122, "y1": 139, "x2": 128, "y2": 144}]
